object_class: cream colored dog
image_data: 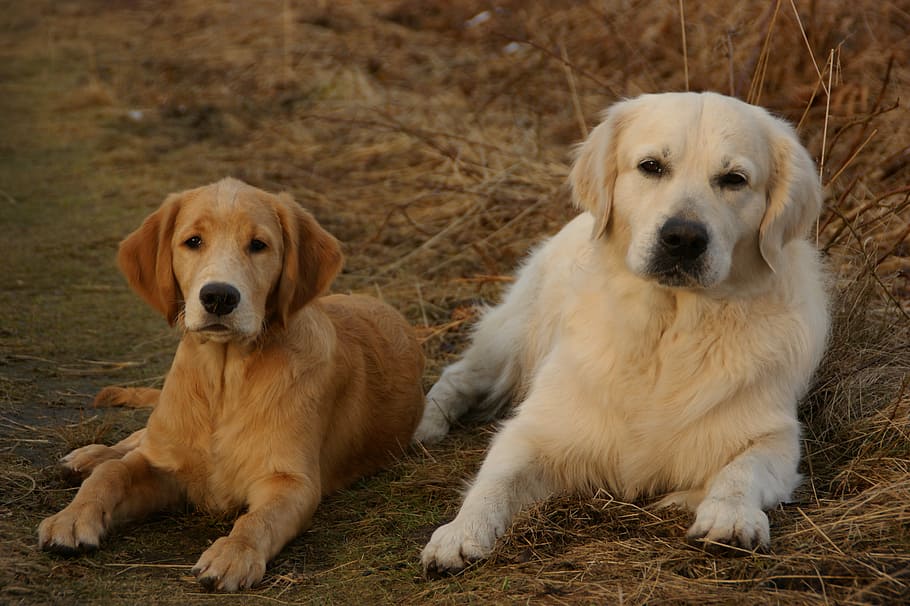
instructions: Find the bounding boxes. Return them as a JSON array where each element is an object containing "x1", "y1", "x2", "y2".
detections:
[
  {"x1": 38, "y1": 178, "x2": 425, "y2": 591},
  {"x1": 418, "y1": 92, "x2": 829, "y2": 573}
]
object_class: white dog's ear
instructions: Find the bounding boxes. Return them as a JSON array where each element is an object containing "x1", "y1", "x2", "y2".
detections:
[
  {"x1": 760, "y1": 118, "x2": 823, "y2": 272},
  {"x1": 569, "y1": 104, "x2": 626, "y2": 239}
]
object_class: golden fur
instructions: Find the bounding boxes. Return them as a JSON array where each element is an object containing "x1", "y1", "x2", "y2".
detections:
[{"x1": 39, "y1": 178, "x2": 424, "y2": 591}]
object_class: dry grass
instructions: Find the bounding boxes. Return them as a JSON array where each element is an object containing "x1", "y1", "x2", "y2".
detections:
[{"x1": 0, "y1": 0, "x2": 908, "y2": 604}]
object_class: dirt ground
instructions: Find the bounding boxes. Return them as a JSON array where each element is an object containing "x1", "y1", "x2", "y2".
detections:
[{"x1": 1, "y1": 1, "x2": 909, "y2": 604}]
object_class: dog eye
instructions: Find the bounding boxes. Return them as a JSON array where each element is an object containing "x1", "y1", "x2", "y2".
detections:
[
  {"x1": 638, "y1": 159, "x2": 664, "y2": 176},
  {"x1": 184, "y1": 236, "x2": 203, "y2": 249},
  {"x1": 249, "y1": 239, "x2": 268, "y2": 253},
  {"x1": 718, "y1": 172, "x2": 748, "y2": 188}
]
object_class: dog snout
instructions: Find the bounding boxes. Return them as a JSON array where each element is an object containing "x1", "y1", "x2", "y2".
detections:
[
  {"x1": 199, "y1": 282, "x2": 241, "y2": 316},
  {"x1": 658, "y1": 218, "x2": 709, "y2": 261}
]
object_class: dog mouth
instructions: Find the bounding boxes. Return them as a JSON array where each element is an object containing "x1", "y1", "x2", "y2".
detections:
[
  {"x1": 648, "y1": 258, "x2": 706, "y2": 288},
  {"x1": 191, "y1": 323, "x2": 240, "y2": 340},
  {"x1": 189, "y1": 321, "x2": 261, "y2": 343}
]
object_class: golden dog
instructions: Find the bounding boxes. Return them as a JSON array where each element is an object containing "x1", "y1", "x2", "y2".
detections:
[{"x1": 39, "y1": 178, "x2": 425, "y2": 591}]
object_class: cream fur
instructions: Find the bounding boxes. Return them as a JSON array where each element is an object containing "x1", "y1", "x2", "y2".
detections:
[{"x1": 418, "y1": 92, "x2": 829, "y2": 573}]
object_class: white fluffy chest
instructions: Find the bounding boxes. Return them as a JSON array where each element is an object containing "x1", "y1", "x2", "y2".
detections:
[{"x1": 519, "y1": 287, "x2": 791, "y2": 501}]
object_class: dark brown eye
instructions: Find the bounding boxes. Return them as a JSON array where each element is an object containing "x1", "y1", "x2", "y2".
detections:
[
  {"x1": 718, "y1": 172, "x2": 748, "y2": 188},
  {"x1": 638, "y1": 159, "x2": 664, "y2": 176},
  {"x1": 249, "y1": 239, "x2": 267, "y2": 253},
  {"x1": 184, "y1": 236, "x2": 202, "y2": 249}
]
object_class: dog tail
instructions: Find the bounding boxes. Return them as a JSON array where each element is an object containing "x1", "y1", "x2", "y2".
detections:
[{"x1": 93, "y1": 386, "x2": 160, "y2": 409}]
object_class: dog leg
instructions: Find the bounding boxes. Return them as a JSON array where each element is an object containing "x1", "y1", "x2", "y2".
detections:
[
  {"x1": 415, "y1": 270, "x2": 545, "y2": 443},
  {"x1": 686, "y1": 428, "x2": 800, "y2": 551},
  {"x1": 421, "y1": 418, "x2": 552, "y2": 574},
  {"x1": 38, "y1": 449, "x2": 181, "y2": 554},
  {"x1": 191, "y1": 472, "x2": 320, "y2": 592},
  {"x1": 60, "y1": 428, "x2": 147, "y2": 479}
]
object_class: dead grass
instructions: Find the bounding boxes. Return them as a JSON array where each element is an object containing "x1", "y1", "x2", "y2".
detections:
[{"x1": 0, "y1": 0, "x2": 908, "y2": 604}]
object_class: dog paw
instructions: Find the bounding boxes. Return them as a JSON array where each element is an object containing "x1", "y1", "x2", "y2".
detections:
[
  {"x1": 413, "y1": 412, "x2": 450, "y2": 444},
  {"x1": 38, "y1": 503, "x2": 107, "y2": 555},
  {"x1": 686, "y1": 497, "x2": 770, "y2": 552},
  {"x1": 413, "y1": 391, "x2": 457, "y2": 444},
  {"x1": 61, "y1": 444, "x2": 121, "y2": 478},
  {"x1": 421, "y1": 518, "x2": 498, "y2": 575},
  {"x1": 191, "y1": 536, "x2": 265, "y2": 592}
]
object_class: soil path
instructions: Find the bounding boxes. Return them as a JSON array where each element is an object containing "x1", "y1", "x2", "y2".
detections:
[{"x1": 0, "y1": 5, "x2": 169, "y2": 466}]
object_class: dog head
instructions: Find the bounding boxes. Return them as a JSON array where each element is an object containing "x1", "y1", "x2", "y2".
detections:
[
  {"x1": 117, "y1": 178, "x2": 343, "y2": 342},
  {"x1": 570, "y1": 92, "x2": 821, "y2": 290}
]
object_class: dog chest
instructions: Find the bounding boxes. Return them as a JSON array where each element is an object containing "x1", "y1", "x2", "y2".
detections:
[
  {"x1": 526, "y1": 294, "x2": 803, "y2": 499},
  {"x1": 146, "y1": 342, "x2": 314, "y2": 511}
]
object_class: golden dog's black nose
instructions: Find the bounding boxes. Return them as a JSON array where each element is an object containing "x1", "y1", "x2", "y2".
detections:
[
  {"x1": 659, "y1": 218, "x2": 709, "y2": 260},
  {"x1": 200, "y1": 282, "x2": 241, "y2": 316}
]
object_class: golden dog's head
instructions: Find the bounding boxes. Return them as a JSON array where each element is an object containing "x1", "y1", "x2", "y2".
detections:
[
  {"x1": 570, "y1": 92, "x2": 821, "y2": 290},
  {"x1": 117, "y1": 178, "x2": 343, "y2": 341}
]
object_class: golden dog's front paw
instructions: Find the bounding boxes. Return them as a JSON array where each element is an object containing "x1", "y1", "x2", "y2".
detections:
[
  {"x1": 191, "y1": 536, "x2": 266, "y2": 592},
  {"x1": 38, "y1": 503, "x2": 107, "y2": 555}
]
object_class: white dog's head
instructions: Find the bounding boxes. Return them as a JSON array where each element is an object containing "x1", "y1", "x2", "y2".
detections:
[
  {"x1": 117, "y1": 178, "x2": 343, "y2": 343},
  {"x1": 570, "y1": 92, "x2": 821, "y2": 291}
]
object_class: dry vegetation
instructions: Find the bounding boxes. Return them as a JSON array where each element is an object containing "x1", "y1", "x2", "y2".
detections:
[{"x1": 1, "y1": 0, "x2": 908, "y2": 604}]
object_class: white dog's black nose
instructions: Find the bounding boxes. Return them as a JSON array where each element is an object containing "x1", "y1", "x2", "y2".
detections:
[
  {"x1": 659, "y1": 218, "x2": 709, "y2": 260},
  {"x1": 200, "y1": 282, "x2": 241, "y2": 316}
]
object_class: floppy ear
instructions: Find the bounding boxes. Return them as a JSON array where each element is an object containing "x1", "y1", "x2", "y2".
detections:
[
  {"x1": 759, "y1": 117, "x2": 823, "y2": 272},
  {"x1": 569, "y1": 103, "x2": 627, "y2": 239},
  {"x1": 117, "y1": 194, "x2": 182, "y2": 325},
  {"x1": 270, "y1": 194, "x2": 343, "y2": 327}
]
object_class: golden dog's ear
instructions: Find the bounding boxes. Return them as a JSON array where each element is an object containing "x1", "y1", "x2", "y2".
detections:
[
  {"x1": 117, "y1": 194, "x2": 182, "y2": 325},
  {"x1": 760, "y1": 118, "x2": 823, "y2": 273},
  {"x1": 271, "y1": 194, "x2": 343, "y2": 327},
  {"x1": 569, "y1": 103, "x2": 627, "y2": 239}
]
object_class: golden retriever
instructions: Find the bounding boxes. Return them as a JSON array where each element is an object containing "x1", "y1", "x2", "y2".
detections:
[
  {"x1": 38, "y1": 178, "x2": 425, "y2": 591},
  {"x1": 417, "y1": 92, "x2": 830, "y2": 573}
]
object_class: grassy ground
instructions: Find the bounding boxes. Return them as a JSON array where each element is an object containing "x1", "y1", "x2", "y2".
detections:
[{"x1": 1, "y1": 1, "x2": 908, "y2": 604}]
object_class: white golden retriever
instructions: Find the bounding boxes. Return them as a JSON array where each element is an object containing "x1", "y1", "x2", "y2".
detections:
[{"x1": 417, "y1": 92, "x2": 829, "y2": 573}]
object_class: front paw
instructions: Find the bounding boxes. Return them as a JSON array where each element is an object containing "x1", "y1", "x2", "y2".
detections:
[
  {"x1": 413, "y1": 408, "x2": 451, "y2": 444},
  {"x1": 687, "y1": 497, "x2": 770, "y2": 552},
  {"x1": 38, "y1": 503, "x2": 107, "y2": 555},
  {"x1": 421, "y1": 517, "x2": 498, "y2": 575},
  {"x1": 191, "y1": 536, "x2": 266, "y2": 592},
  {"x1": 413, "y1": 389, "x2": 457, "y2": 444}
]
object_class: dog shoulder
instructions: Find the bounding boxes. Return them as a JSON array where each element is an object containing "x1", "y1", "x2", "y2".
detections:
[{"x1": 319, "y1": 294, "x2": 424, "y2": 378}]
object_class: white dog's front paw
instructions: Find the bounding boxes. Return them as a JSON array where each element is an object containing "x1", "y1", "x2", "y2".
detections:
[
  {"x1": 413, "y1": 383, "x2": 460, "y2": 443},
  {"x1": 687, "y1": 497, "x2": 770, "y2": 551},
  {"x1": 421, "y1": 518, "x2": 498, "y2": 575}
]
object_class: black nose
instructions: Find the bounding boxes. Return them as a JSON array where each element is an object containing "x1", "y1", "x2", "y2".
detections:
[
  {"x1": 658, "y1": 218, "x2": 709, "y2": 260},
  {"x1": 199, "y1": 282, "x2": 241, "y2": 316}
]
